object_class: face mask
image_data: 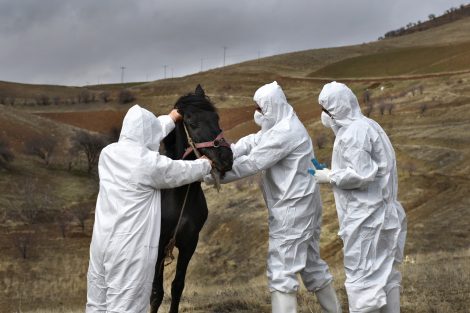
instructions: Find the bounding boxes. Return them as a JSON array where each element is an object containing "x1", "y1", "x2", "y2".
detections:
[
  {"x1": 321, "y1": 111, "x2": 333, "y2": 128},
  {"x1": 321, "y1": 111, "x2": 339, "y2": 135},
  {"x1": 254, "y1": 110, "x2": 263, "y2": 126},
  {"x1": 254, "y1": 110, "x2": 275, "y2": 131}
]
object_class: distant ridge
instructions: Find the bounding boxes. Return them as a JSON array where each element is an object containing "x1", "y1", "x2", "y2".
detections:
[{"x1": 381, "y1": 3, "x2": 470, "y2": 39}]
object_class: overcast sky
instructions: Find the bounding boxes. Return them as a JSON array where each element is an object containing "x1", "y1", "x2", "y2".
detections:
[{"x1": 0, "y1": 0, "x2": 466, "y2": 86}]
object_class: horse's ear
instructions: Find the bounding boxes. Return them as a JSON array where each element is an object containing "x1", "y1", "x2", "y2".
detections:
[{"x1": 195, "y1": 84, "x2": 205, "y2": 97}]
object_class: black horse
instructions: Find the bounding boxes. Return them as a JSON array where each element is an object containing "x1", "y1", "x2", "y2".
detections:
[{"x1": 150, "y1": 85, "x2": 234, "y2": 313}]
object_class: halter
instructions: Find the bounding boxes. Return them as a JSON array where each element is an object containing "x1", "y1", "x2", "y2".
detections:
[{"x1": 181, "y1": 124, "x2": 231, "y2": 159}]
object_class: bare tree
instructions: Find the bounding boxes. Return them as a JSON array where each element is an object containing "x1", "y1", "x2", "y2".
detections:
[
  {"x1": 72, "y1": 205, "x2": 91, "y2": 233},
  {"x1": 56, "y1": 209, "x2": 71, "y2": 238},
  {"x1": 78, "y1": 90, "x2": 92, "y2": 103},
  {"x1": 364, "y1": 103, "x2": 373, "y2": 117},
  {"x1": 99, "y1": 91, "x2": 111, "y2": 103},
  {"x1": 379, "y1": 102, "x2": 387, "y2": 116},
  {"x1": 24, "y1": 136, "x2": 57, "y2": 166},
  {"x1": 118, "y1": 89, "x2": 136, "y2": 104},
  {"x1": 108, "y1": 126, "x2": 121, "y2": 143},
  {"x1": 0, "y1": 138, "x2": 14, "y2": 169},
  {"x1": 418, "y1": 85, "x2": 424, "y2": 95},
  {"x1": 403, "y1": 162, "x2": 417, "y2": 176},
  {"x1": 7, "y1": 97, "x2": 15, "y2": 106},
  {"x1": 12, "y1": 229, "x2": 35, "y2": 259},
  {"x1": 36, "y1": 94, "x2": 50, "y2": 106},
  {"x1": 315, "y1": 133, "x2": 328, "y2": 149},
  {"x1": 419, "y1": 103, "x2": 428, "y2": 115},
  {"x1": 363, "y1": 89, "x2": 371, "y2": 106},
  {"x1": 70, "y1": 130, "x2": 107, "y2": 173},
  {"x1": 52, "y1": 96, "x2": 61, "y2": 105},
  {"x1": 13, "y1": 179, "x2": 52, "y2": 224}
]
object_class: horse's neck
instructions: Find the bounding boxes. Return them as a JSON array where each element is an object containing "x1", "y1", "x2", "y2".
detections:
[{"x1": 163, "y1": 123, "x2": 194, "y2": 161}]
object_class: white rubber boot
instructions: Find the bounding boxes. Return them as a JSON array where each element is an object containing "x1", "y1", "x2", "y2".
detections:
[
  {"x1": 271, "y1": 291, "x2": 297, "y2": 313},
  {"x1": 315, "y1": 282, "x2": 342, "y2": 313},
  {"x1": 380, "y1": 287, "x2": 400, "y2": 313}
]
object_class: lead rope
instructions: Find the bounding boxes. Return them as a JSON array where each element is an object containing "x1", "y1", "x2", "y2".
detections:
[
  {"x1": 158, "y1": 183, "x2": 191, "y2": 274},
  {"x1": 158, "y1": 122, "x2": 220, "y2": 274},
  {"x1": 158, "y1": 123, "x2": 208, "y2": 273}
]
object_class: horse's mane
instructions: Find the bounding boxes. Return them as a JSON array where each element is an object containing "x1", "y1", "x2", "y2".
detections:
[{"x1": 174, "y1": 92, "x2": 217, "y2": 114}]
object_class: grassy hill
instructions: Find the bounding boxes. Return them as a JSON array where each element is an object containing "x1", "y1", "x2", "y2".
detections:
[
  {"x1": 310, "y1": 41, "x2": 470, "y2": 78},
  {"x1": 0, "y1": 15, "x2": 469, "y2": 313}
]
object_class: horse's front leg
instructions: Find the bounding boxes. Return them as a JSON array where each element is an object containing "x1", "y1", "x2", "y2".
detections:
[
  {"x1": 169, "y1": 236, "x2": 199, "y2": 313},
  {"x1": 150, "y1": 246, "x2": 166, "y2": 313}
]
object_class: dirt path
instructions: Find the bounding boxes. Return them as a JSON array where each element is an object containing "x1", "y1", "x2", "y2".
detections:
[{"x1": 283, "y1": 69, "x2": 470, "y2": 83}]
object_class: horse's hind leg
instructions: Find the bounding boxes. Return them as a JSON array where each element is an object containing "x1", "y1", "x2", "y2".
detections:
[
  {"x1": 150, "y1": 252, "x2": 165, "y2": 313},
  {"x1": 169, "y1": 237, "x2": 198, "y2": 313}
]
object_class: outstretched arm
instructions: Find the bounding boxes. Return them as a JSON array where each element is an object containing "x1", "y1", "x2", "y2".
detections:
[
  {"x1": 230, "y1": 132, "x2": 261, "y2": 158},
  {"x1": 221, "y1": 130, "x2": 299, "y2": 183},
  {"x1": 149, "y1": 154, "x2": 212, "y2": 189}
]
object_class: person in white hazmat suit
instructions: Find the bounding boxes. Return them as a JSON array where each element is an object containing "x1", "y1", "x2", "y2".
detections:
[
  {"x1": 311, "y1": 82, "x2": 407, "y2": 313},
  {"x1": 86, "y1": 105, "x2": 212, "y2": 313},
  {"x1": 205, "y1": 82, "x2": 341, "y2": 313}
]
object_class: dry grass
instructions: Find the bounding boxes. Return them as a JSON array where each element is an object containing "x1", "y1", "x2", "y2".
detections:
[{"x1": 19, "y1": 249, "x2": 469, "y2": 313}]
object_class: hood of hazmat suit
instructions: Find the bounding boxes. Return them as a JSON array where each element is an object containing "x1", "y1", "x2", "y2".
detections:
[
  {"x1": 86, "y1": 105, "x2": 211, "y2": 313},
  {"x1": 318, "y1": 82, "x2": 407, "y2": 313},
  {"x1": 224, "y1": 82, "x2": 333, "y2": 293}
]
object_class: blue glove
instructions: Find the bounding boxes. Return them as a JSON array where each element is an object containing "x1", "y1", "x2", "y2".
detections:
[
  {"x1": 311, "y1": 158, "x2": 327, "y2": 170},
  {"x1": 307, "y1": 158, "x2": 330, "y2": 183},
  {"x1": 308, "y1": 158, "x2": 327, "y2": 176}
]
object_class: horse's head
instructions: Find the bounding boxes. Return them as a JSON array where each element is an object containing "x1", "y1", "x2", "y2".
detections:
[{"x1": 174, "y1": 85, "x2": 233, "y2": 176}]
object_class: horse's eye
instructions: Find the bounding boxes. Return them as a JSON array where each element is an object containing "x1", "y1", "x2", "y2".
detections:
[{"x1": 189, "y1": 122, "x2": 198, "y2": 128}]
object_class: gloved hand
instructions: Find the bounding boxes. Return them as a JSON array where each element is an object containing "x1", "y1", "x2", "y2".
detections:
[
  {"x1": 311, "y1": 158, "x2": 327, "y2": 170},
  {"x1": 308, "y1": 158, "x2": 329, "y2": 182},
  {"x1": 314, "y1": 168, "x2": 332, "y2": 184}
]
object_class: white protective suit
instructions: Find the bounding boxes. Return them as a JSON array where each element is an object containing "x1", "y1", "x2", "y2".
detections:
[
  {"x1": 318, "y1": 82, "x2": 407, "y2": 313},
  {"x1": 221, "y1": 81, "x2": 333, "y2": 293},
  {"x1": 86, "y1": 105, "x2": 211, "y2": 313}
]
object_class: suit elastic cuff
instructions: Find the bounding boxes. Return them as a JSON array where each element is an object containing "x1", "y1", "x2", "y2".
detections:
[{"x1": 158, "y1": 115, "x2": 175, "y2": 136}]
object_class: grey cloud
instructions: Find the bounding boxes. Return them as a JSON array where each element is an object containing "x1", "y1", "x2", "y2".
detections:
[{"x1": 0, "y1": 0, "x2": 466, "y2": 85}]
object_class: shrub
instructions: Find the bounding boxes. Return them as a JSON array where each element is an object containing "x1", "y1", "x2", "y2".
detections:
[
  {"x1": 419, "y1": 103, "x2": 428, "y2": 115},
  {"x1": 118, "y1": 89, "x2": 136, "y2": 104},
  {"x1": 24, "y1": 136, "x2": 57, "y2": 166},
  {"x1": 99, "y1": 91, "x2": 111, "y2": 103},
  {"x1": 69, "y1": 130, "x2": 107, "y2": 173},
  {"x1": 0, "y1": 138, "x2": 14, "y2": 169}
]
